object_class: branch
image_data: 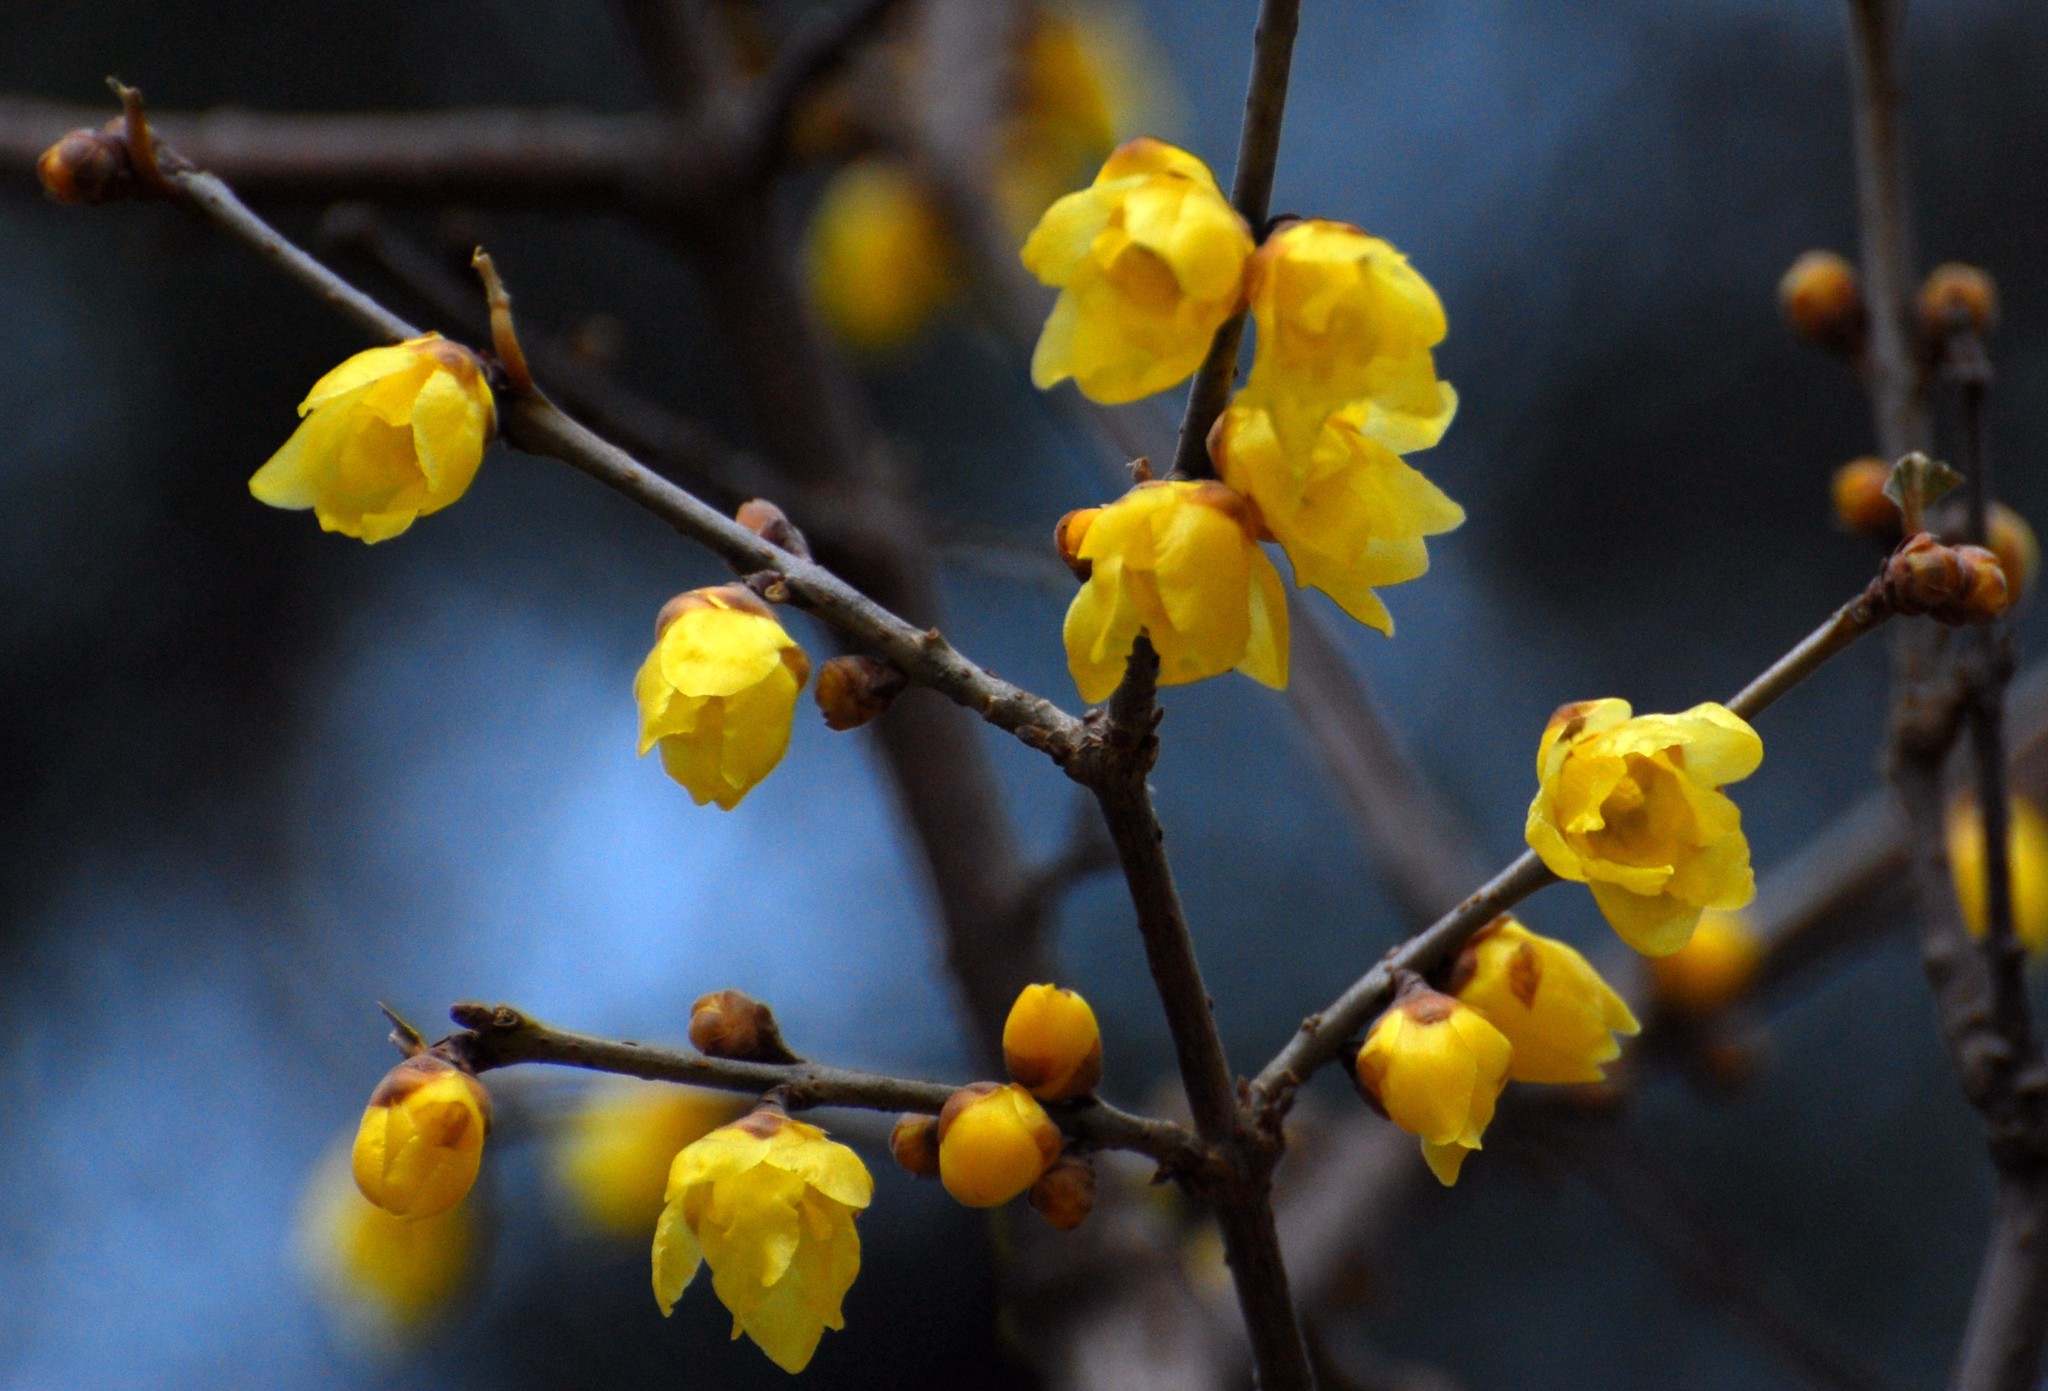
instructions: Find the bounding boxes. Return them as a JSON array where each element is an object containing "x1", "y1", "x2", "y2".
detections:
[
  {"x1": 743, "y1": 0, "x2": 909, "y2": 174},
  {"x1": 1842, "y1": 0, "x2": 1925, "y2": 460}
]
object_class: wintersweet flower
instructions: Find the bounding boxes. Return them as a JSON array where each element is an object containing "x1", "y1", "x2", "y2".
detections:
[
  {"x1": 1021, "y1": 138, "x2": 1254, "y2": 404},
  {"x1": 804, "y1": 159, "x2": 958, "y2": 351},
  {"x1": 297, "y1": 1144, "x2": 473, "y2": 1341},
  {"x1": 1355, "y1": 984, "x2": 1512, "y2": 1186},
  {"x1": 249, "y1": 333, "x2": 494, "y2": 543},
  {"x1": 1059, "y1": 479, "x2": 1288, "y2": 703},
  {"x1": 1209, "y1": 395, "x2": 1463, "y2": 633},
  {"x1": 553, "y1": 1080, "x2": 744, "y2": 1235},
  {"x1": 1948, "y1": 795, "x2": 2048, "y2": 954},
  {"x1": 1525, "y1": 699, "x2": 1763, "y2": 957},
  {"x1": 994, "y1": 8, "x2": 1121, "y2": 234},
  {"x1": 937, "y1": 1083, "x2": 1063, "y2": 1208},
  {"x1": 636, "y1": 584, "x2": 811, "y2": 810},
  {"x1": 1647, "y1": 911, "x2": 1764, "y2": 1016},
  {"x1": 1003, "y1": 983, "x2": 1103, "y2": 1101},
  {"x1": 352, "y1": 1054, "x2": 492, "y2": 1220},
  {"x1": 1448, "y1": 917, "x2": 1639, "y2": 1084},
  {"x1": 652, "y1": 1107, "x2": 873, "y2": 1374}
]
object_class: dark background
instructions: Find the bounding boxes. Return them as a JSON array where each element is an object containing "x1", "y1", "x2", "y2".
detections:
[{"x1": 2, "y1": 1, "x2": 2045, "y2": 1387}]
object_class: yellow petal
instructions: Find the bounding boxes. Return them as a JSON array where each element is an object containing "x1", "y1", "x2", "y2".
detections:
[{"x1": 651, "y1": 1198, "x2": 704, "y2": 1315}]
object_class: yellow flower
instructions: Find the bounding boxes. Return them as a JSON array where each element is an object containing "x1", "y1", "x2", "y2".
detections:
[
  {"x1": 1354, "y1": 985, "x2": 1512, "y2": 1186},
  {"x1": 653, "y1": 1107, "x2": 873, "y2": 1374},
  {"x1": 1021, "y1": 137, "x2": 1254, "y2": 404},
  {"x1": 804, "y1": 159, "x2": 959, "y2": 352},
  {"x1": 1209, "y1": 395, "x2": 1463, "y2": 633},
  {"x1": 297, "y1": 1142, "x2": 473, "y2": 1341},
  {"x1": 1448, "y1": 917, "x2": 1639, "y2": 1084},
  {"x1": 937, "y1": 1082, "x2": 1063, "y2": 1207},
  {"x1": 636, "y1": 584, "x2": 811, "y2": 810},
  {"x1": 1003, "y1": 983, "x2": 1103, "y2": 1101},
  {"x1": 994, "y1": 8, "x2": 1121, "y2": 234},
  {"x1": 1060, "y1": 479, "x2": 1288, "y2": 703},
  {"x1": 1647, "y1": 911, "x2": 1764, "y2": 1016},
  {"x1": 553, "y1": 1080, "x2": 745, "y2": 1235},
  {"x1": 249, "y1": 333, "x2": 494, "y2": 543},
  {"x1": 1241, "y1": 219, "x2": 1456, "y2": 456},
  {"x1": 352, "y1": 1054, "x2": 492, "y2": 1220},
  {"x1": 1525, "y1": 699, "x2": 1763, "y2": 957},
  {"x1": 1948, "y1": 796, "x2": 2048, "y2": 954}
]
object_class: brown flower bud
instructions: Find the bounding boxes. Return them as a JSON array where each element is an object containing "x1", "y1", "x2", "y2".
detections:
[
  {"x1": 814, "y1": 654, "x2": 907, "y2": 731},
  {"x1": 1028, "y1": 1154, "x2": 1098, "y2": 1231},
  {"x1": 688, "y1": 989, "x2": 800, "y2": 1064},
  {"x1": 1830, "y1": 457, "x2": 1900, "y2": 539},
  {"x1": 1883, "y1": 534, "x2": 2010, "y2": 624},
  {"x1": 1952, "y1": 544, "x2": 2011, "y2": 623},
  {"x1": 1055, "y1": 507, "x2": 1099, "y2": 581},
  {"x1": 1988, "y1": 504, "x2": 2038, "y2": 602},
  {"x1": 735, "y1": 498, "x2": 811, "y2": 559},
  {"x1": 1917, "y1": 262, "x2": 1998, "y2": 342},
  {"x1": 1778, "y1": 250, "x2": 1865, "y2": 354},
  {"x1": 37, "y1": 124, "x2": 132, "y2": 205},
  {"x1": 889, "y1": 1114, "x2": 941, "y2": 1178}
]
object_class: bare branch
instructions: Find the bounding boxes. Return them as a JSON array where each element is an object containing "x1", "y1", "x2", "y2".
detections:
[{"x1": 744, "y1": 0, "x2": 910, "y2": 174}]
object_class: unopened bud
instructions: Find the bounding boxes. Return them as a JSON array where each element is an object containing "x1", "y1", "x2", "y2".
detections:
[
  {"x1": 814, "y1": 654, "x2": 907, "y2": 731},
  {"x1": 1055, "y1": 507, "x2": 1099, "y2": 581},
  {"x1": 1647, "y1": 912, "x2": 1762, "y2": 1018},
  {"x1": 37, "y1": 125, "x2": 130, "y2": 205},
  {"x1": 735, "y1": 498, "x2": 811, "y2": 559},
  {"x1": 1002, "y1": 983, "x2": 1103, "y2": 1101},
  {"x1": 937, "y1": 1082, "x2": 1062, "y2": 1208},
  {"x1": 1778, "y1": 250, "x2": 1865, "y2": 354},
  {"x1": 1884, "y1": 533, "x2": 1968, "y2": 615},
  {"x1": 889, "y1": 1114, "x2": 941, "y2": 1178},
  {"x1": 688, "y1": 989, "x2": 799, "y2": 1064},
  {"x1": 1917, "y1": 262, "x2": 1998, "y2": 342},
  {"x1": 1028, "y1": 1154, "x2": 1097, "y2": 1231},
  {"x1": 1831, "y1": 457, "x2": 1900, "y2": 539},
  {"x1": 352, "y1": 1054, "x2": 493, "y2": 1220},
  {"x1": 655, "y1": 581, "x2": 774, "y2": 639},
  {"x1": 1953, "y1": 544, "x2": 2011, "y2": 622},
  {"x1": 1987, "y1": 504, "x2": 2038, "y2": 602}
]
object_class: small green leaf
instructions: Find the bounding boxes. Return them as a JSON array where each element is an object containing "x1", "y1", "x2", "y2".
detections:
[{"x1": 1882, "y1": 452, "x2": 1963, "y2": 514}]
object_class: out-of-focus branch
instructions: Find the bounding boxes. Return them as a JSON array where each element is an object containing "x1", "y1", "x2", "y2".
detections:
[
  {"x1": 1843, "y1": 0, "x2": 1924, "y2": 461},
  {"x1": 744, "y1": 0, "x2": 911, "y2": 173}
]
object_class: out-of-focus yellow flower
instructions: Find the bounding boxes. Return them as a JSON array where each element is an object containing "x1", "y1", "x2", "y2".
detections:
[
  {"x1": 1948, "y1": 795, "x2": 2048, "y2": 955},
  {"x1": 1525, "y1": 699, "x2": 1763, "y2": 957},
  {"x1": 553, "y1": 1080, "x2": 745, "y2": 1235},
  {"x1": 297, "y1": 1143, "x2": 473, "y2": 1341},
  {"x1": 996, "y1": 7, "x2": 1133, "y2": 233},
  {"x1": 805, "y1": 159, "x2": 959, "y2": 352},
  {"x1": 1022, "y1": 137, "x2": 1254, "y2": 404},
  {"x1": 1003, "y1": 983, "x2": 1103, "y2": 1101},
  {"x1": 1647, "y1": 911, "x2": 1764, "y2": 1016},
  {"x1": 1241, "y1": 220, "x2": 1456, "y2": 457},
  {"x1": 1449, "y1": 917, "x2": 1639, "y2": 1084},
  {"x1": 1354, "y1": 985, "x2": 1512, "y2": 1186},
  {"x1": 653, "y1": 1107, "x2": 873, "y2": 1374},
  {"x1": 1061, "y1": 479, "x2": 1288, "y2": 703},
  {"x1": 1209, "y1": 395, "x2": 1462, "y2": 633},
  {"x1": 636, "y1": 584, "x2": 810, "y2": 810},
  {"x1": 352, "y1": 1054, "x2": 492, "y2": 1220},
  {"x1": 937, "y1": 1082, "x2": 1063, "y2": 1208},
  {"x1": 249, "y1": 334, "x2": 494, "y2": 543},
  {"x1": 1988, "y1": 503, "x2": 2040, "y2": 604}
]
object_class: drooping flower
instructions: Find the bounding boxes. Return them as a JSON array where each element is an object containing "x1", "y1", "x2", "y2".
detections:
[
  {"x1": 1059, "y1": 479, "x2": 1288, "y2": 703},
  {"x1": 1003, "y1": 983, "x2": 1103, "y2": 1101},
  {"x1": 1354, "y1": 984, "x2": 1512, "y2": 1186},
  {"x1": 1448, "y1": 917, "x2": 1639, "y2": 1084},
  {"x1": 297, "y1": 1142, "x2": 474, "y2": 1341},
  {"x1": 804, "y1": 159, "x2": 959, "y2": 352},
  {"x1": 249, "y1": 333, "x2": 495, "y2": 543},
  {"x1": 1021, "y1": 137, "x2": 1254, "y2": 404},
  {"x1": 1209, "y1": 394, "x2": 1463, "y2": 633},
  {"x1": 652, "y1": 1107, "x2": 873, "y2": 1374},
  {"x1": 552, "y1": 1079, "x2": 744, "y2": 1235},
  {"x1": 937, "y1": 1083, "x2": 1063, "y2": 1208},
  {"x1": 1948, "y1": 795, "x2": 2048, "y2": 955},
  {"x1": 636, "y1": 584, "x2": 811, "y2": 810},
  {"x1": 1646, "y1": 910, "x2": 1764, "y2": 1016},
  {"x1": 352, "y1": 1054, "x2": 493, "y2": 1220},
  {"x1": 1525, "y1": 699, "x2": 1763, "y2": 957}
]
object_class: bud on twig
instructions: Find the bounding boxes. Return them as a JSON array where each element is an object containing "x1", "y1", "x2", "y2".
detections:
[
  {"x1": 38, "y1": 124, "x2": 131, "y2": 204},
  {"x1": 1028, "y1": 1154, "x2": 1098, "y2": 1231},
  {"x1": 1988, "y1": 504, "x2": 2038, "y2": 603},
  {"x1": 736, "y1": 498, "x2": 812, "y2": 560},
  {"x1": 1830, "y1": 457, "x2": 1900, "y2": 540},
  {"x1": 1054, "y1": 507, "x2": 1099, "y2": 581},
  {"x1": 689, "y1": 989, "x2": 801, "y2": 1064},
  {"x1": 889, "y1": 1114, "x2": 941, "y2": 1178},
  {"x1": 1882, "y1": 534, "x2": 2009, "y2": 624},
  {"x1": 1778, "y1": 250, "x2": 1865, "y2": 355},
  {"x1": 815, "y1": 654, "x2": 907, "y2": 730},
  {"x1": 1917, "y1": 262, "x2": 1998, "y2": 344}
]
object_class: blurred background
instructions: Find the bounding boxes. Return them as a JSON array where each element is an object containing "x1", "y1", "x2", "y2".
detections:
[{"x1": 2, "y1": 0, "x2": 2046, "y2": 1387}]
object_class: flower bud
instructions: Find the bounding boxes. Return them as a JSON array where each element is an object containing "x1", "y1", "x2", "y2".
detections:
[
  {"x1": 1952, "y1": 545, "x2": 2011, "y2": 622},
  {"x1": 1002, "y1": 983, "x2": 1103, "y2": 1101},
  {"x1": 889, "y1": 1114, "x2": 941, "y2": 1178},
  {"x1": 1882, "y1": 533, "x2": 2009, "y2": 622},
  {"x1": 1029, "y1": 1154, "x2": 1098, "y2": 1231},
  {"x1": 937, "y1": 1082, "x2": 1062, "y2": 1207},
  {"x1": 1988, "y1": 504, "x2": 2039, "y2": 602},
  {"x1": 814, "y1": 654, "x2": 907, "y2": 731},
  {"x1": 1354, "y1": 982, "x2": 1512, "y2": 1186},
  {"x1": 1055, "y1": 507, "x2": 1099, "y2": 580},
  {"x1": 1917, "y1": 262, "x2": 1998, "y2": 341},
  {"x1": 38, "y1": 124, "x2": 131, "y2": 205},
  {"x1": 735, "y1": 498, "x2": 811, "y2": 559},
  {"x1": 1646, "y1": 911, "x2": 1763, "y2": 1017},
  {"x1": 689, "y1": 989, "x2": 799, "y2": 1064},
  {"x1": 1831, "y1": 457, "x2": 1900, "y2": 539},
  {"x1": 352, "y1": 1054, "x2": 492, "y2": 1220},
  {"x1": 1778, "y1": 250, "x2": 1865, "y2": 354}
]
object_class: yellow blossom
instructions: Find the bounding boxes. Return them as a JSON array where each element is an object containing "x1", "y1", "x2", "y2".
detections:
[
  {"x1": 937, "y1": 1083, "x2": 1063, "y2": 1207},
  {"x1": 1021, "y1": 137, "x2": 1254, "y2": 404},
  {"x1": 653, "y1": 1108, "x2": 873, "y2": 1374},
  {"x1": 1241, "y1": 219, "x2": 1457, "y2": 456},
  {"x1": 1647, "y1": 911, "x2": 1764, "y2": 1016},
  {"x1": 804, "y1": 159, "x2": 959, "y2": 352},
  {"x1": 1948, "y1": 796, "x2": 2048, "y2": 954},
  {"x1": 1449, "y1": 917, "x2": 1639, "y2": 1084},
  {"x1": 995, "y1": 8, "x2": 1121, "y2": 234},
  {"x1": 1061, "y1": 479, "x2": 1288, "y2": 703},
  {"x1": 1003, "y1": 983, "x2": 1104, "y2": 1101},
  {"x1": 352, "y1": 1054, "x2": 492, "y2": 1220},
  {"x1": 1354, "y1": 985, "x2": 1512, "y2": 1186},
  {"x1": 249, "y1": 334, "x2": 494, "y2": 543},
  {"x1": 553, "y1": 1080, "x2": 744, "y2": 1235},
  {"x1": 1525, "y1": 699, "x2": 1763, "y2": 957},
  {"x1": 636, "y1": 584, "x2": 811, "y2": 810},
  {"x1": 1209, "y1": 395, "x2": 1463, "y2": 633},
  {"x1": 297, "y1": 1143, "x2": 473, "y2": 1341}
]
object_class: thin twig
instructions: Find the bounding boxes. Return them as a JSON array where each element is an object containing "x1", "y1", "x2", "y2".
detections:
[{"x1": 1726, "y1": 584, "x2": 1892, "y2": 720}]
